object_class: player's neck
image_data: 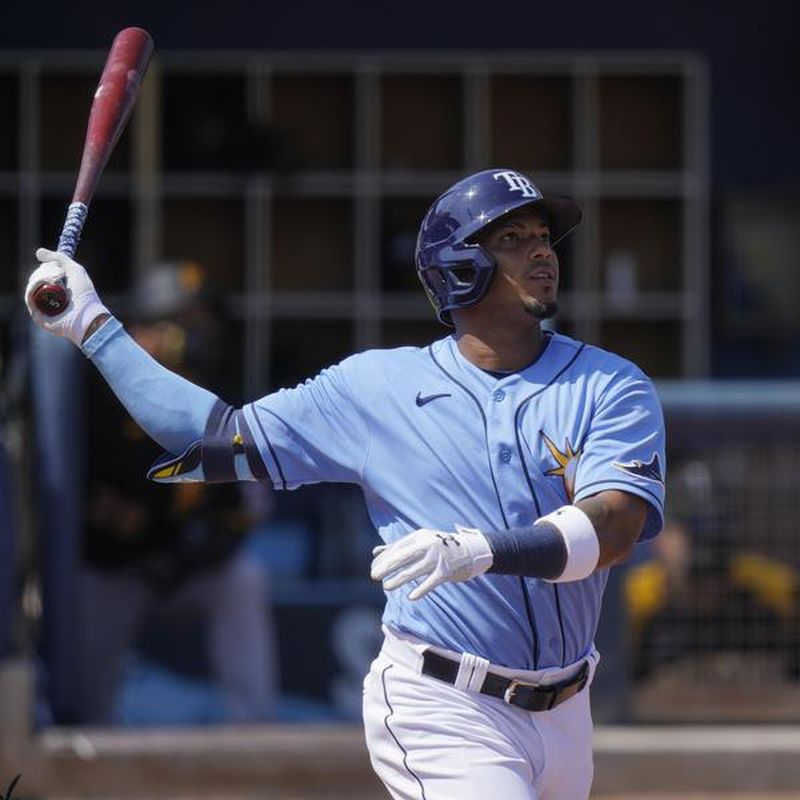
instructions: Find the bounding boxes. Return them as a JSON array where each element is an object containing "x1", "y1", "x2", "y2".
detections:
[{"x1": 453, "y1": 320, "x2": 546, "y2": 373}]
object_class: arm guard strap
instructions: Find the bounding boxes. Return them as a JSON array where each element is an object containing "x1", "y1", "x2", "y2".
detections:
[{"x1": 148, "y1": 399, "x2": 268, "y2": 483}]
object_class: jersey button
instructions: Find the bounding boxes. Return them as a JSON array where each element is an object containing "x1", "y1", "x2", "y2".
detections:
[
  {"x1": 499, "y1": 448, "x2": 512, "y2": 463},
  {"x1": 492, "y1": 389, "x2": 506, "y2": 402}
]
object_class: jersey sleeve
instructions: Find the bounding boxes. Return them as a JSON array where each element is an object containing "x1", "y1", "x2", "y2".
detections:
[
  {"x1": 241, "y1": 355, "x2": 371, "y2": 490},
  {"x1": 573, "y1": 370, "x2": 666, "y2": 541}
]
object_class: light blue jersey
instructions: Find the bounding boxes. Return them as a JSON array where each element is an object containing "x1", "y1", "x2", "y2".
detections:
[{"x1": 242, "y1": 331, "x2": 665, "y2": 670}]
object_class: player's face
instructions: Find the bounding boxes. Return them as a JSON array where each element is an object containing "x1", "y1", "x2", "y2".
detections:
[{"x1": 476, "y1": 207, "x2": 559, "y2": 321}]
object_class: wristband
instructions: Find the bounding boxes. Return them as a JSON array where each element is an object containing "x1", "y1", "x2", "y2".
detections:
[
  {"x1": 482, "y1": 504, "x2": 599, "y2": 582},
  {"x1": 539, "y1": 505, "x2": 600, "y2": 583}
]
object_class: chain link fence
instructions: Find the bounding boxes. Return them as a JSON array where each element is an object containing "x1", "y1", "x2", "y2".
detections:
[{"x1": 626, "y1": 383, "x2": 800, "y2": 722}]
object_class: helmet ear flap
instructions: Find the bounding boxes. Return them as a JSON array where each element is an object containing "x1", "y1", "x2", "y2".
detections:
[{"x1": 417, "y1": 242, "x2": 496, "y2": 326}]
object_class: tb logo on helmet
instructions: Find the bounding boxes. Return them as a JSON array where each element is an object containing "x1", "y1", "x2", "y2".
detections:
[{"x1": 492, "y1": 171, "x2": 543, "y2": 199}]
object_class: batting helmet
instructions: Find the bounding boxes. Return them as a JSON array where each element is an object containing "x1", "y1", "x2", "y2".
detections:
[{"x1": 415, "y1": 168, "x2": 581, "y2": 326}]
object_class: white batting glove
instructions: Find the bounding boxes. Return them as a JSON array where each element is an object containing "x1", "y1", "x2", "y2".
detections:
[
  {"x1": 25, "y1": 248, "x2": 110, "y2": 347},
  {"x1": 371, "y1": 525, "x2": 494, "y2": 601}
]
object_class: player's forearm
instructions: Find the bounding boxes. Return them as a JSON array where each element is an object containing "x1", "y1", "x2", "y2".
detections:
[
  {"x1": 81, "y1": 316, "x2": 219, "y2": 454},
  {"x1": 484, "y1": 491, "x2": 647, "y2": 579},
  {"x1": 575, "y1": 491, "x2": 647, "y2": 568}
]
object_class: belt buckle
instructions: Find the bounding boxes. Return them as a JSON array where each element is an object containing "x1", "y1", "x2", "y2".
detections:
[
  {"x1": 503, "y1": 678, "x2": 540, "y2": 705},
  {"x1": 503, "y1": 677, "x2": 560, "y2": 710}
]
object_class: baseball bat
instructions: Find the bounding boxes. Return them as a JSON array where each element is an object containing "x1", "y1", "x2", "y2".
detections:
[{"x1": 32, "y1": 27, "x2": 154, "y2": 316}]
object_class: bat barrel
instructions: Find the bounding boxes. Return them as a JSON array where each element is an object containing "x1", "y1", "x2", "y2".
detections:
[{"x1": 72, "y1": 28, "x2": 154, "y2": 206}]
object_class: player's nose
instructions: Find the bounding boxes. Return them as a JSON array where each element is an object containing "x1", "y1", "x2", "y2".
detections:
[{"x1": 527, "y1": 234, "x2": 554, "y2": 260}]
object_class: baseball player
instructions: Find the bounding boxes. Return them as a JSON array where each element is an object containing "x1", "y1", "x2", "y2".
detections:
[{"x1": 26, "y1": 168, "x2": 665, "y2": 799}]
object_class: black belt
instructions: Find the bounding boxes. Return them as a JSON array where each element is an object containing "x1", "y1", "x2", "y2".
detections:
[{"x1": 422, "y1": 651, "x2": 589, "y2": 712}]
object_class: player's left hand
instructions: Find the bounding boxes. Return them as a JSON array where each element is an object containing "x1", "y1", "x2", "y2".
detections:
[
  {"x1": 371, "y1": 525, "x2": 494, "y2": 600},
  {"x1": 25, "y1": 248, "x2": 110, "y2": 346}
]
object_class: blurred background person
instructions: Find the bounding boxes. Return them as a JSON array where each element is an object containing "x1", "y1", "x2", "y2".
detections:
[
  {"x1": 625, "y1": 460, "x2": 799, "y2": 684},
  {"x1": 77, "y1": 260, "x2": 278, "y2": 725}
]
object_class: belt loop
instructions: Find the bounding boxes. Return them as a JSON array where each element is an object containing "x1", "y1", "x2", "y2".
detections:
[{"x1": 454, "y1": 652, "x2": 490, "y2": 693}]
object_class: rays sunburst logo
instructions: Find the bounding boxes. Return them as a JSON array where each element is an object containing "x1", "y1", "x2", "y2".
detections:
[{"x1": 541, "y1": 432, "x2": 582, "y2": 502}]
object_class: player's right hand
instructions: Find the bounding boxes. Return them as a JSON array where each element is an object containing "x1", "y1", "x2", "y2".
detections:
[
  {"x1": 371, "y1": 525, "x2": 494, "y2": 601},
  {"x1": 25, "y1": 248, "x2": 110, "y2": 347}
]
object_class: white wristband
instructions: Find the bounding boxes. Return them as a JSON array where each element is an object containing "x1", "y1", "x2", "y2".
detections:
[{"x1": 540, "y1": 505, "x2": 599, "y2": 583}]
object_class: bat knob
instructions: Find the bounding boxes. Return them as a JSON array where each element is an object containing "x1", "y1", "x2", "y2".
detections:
[{"x1": 32, "y1": 281, "x2": 69, "y2": 316}]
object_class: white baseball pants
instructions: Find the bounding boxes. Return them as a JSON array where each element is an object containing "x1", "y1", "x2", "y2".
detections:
[{"x1": 363, "y1": 626, "x2": 599, "y2": 800}]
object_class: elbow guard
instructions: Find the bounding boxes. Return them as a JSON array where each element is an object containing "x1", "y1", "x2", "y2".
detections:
[{"x1": 147, "y1": 399, "x2": 267, "y2": 483}]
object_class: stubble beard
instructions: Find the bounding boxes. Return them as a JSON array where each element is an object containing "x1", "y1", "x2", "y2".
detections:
[{"x1": 524, "y1": 297, "x2": 558, "y2": 320}]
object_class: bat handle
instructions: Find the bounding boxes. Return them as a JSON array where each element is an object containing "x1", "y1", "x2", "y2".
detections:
[
  {"x1": 32, "y1": 202, "x2": 89, "y2": 316},
  {"x1": 57, "y1": 202, "x2": 88, "y2": 258}
]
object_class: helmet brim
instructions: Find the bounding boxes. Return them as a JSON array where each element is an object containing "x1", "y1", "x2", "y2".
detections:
[
  {"x1": 541, "y1": 196, "x2": 583, "y2": 246},
  {"x1": 465, "y1": 195, "x2": 582, "y2": 247}
]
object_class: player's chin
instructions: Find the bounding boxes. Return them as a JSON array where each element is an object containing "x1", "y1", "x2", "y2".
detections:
[{"x1": 524, "y1": 297, "x2": 558, "y2": 320}]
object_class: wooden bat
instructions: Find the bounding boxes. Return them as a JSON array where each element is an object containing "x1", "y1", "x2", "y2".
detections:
[{"x1": 32, "y1": 27, "x2": 154, "y2": 316}]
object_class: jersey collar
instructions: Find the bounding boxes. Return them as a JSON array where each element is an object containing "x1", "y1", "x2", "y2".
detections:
[{"x1": 436, "y1": 332, "x2": 580, "y2": 396}]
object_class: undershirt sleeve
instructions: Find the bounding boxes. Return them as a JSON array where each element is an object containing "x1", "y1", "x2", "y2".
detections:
[{"x1": 81, "y1": 317, "x2": 219, "y2": 455}]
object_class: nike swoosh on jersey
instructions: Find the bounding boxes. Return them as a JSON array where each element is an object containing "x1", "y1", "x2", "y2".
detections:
[
  {"x1": 415, "y1": 391, "x2": 452, "y2": 407},
  {"x1": 613, "y1": 452, "x2": 664, "y2": 484}
]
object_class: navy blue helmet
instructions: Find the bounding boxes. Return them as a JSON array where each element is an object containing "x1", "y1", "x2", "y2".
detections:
[{"x1": 415, "y1": 168, "x2": 581, "y2": 326}]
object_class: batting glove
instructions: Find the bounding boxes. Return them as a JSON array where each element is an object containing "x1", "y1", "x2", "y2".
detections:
[
  {"x1": 371, "y1": 525, "x2": 494, "y2": 601},
  {"x1": 25, "y1": 248, "x2": 110, "y2": 347}
]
